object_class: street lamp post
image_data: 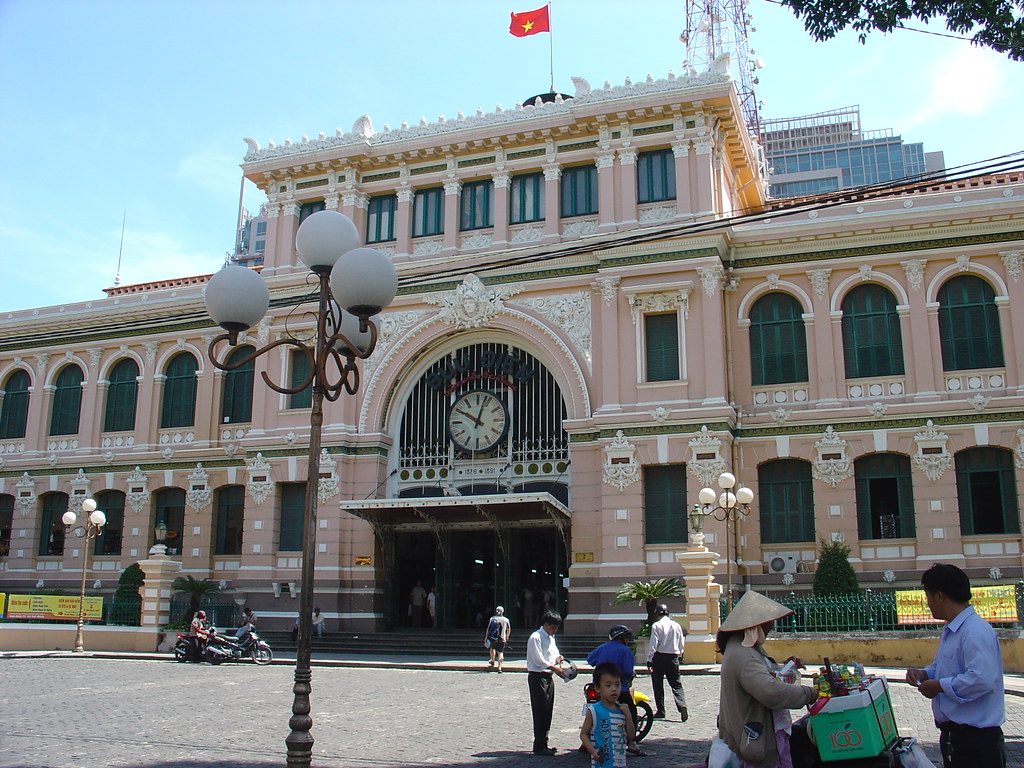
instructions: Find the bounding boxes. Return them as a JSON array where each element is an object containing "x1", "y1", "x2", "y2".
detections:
[
  {"x1": 62, "y1": 497, "x2": 106, "y2": 653},
  {"x1": 696, "y1": 472, "x2": 754, "y2": 608},
  {"x1": 203, "y1": 210, "x2": 398, "y2": 767}
]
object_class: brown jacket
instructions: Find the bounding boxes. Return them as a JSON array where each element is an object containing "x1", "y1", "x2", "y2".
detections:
[{"x1": 717, "y1": 635, "x2": 818, "y2": 767}]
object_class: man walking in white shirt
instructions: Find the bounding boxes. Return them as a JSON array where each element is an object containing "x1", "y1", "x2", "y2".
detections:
[
  {"x1": 645, "y1": 603, "x2": 688, "y2": 721},
  {"x1": 526, "y1": 611, "x2": 567, "y2": 755}
]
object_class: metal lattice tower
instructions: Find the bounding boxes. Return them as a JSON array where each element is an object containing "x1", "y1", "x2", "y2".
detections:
[{"x1": 682, "y1": 0, "x2": 764, "y2": 138}]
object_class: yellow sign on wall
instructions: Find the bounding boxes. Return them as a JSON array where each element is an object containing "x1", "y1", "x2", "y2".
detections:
[
  {"x1": 6, "y1": 593, "x2": 104, "y2": 621},
  {"x1": 0, "y1": 593, "x2": 6, "y2": 619},
  {"x1": 895, "y1": 585, "x2": 1017, "y2": 625}
]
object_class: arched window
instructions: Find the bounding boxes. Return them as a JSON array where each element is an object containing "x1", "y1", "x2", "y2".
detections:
[
  {"x1": 0, "y1": 369, "x2": 31, "y2": 439},
  {"x1": 49, "y1": 364, "x2": 84, "y2": 436},
  {"x1": 937, "y1": 275, "x2": 1004, "y2": 371},
  {"x1": 94, "y1": 490, "x2": 125, "y2": 556},
  {"x1": 841, "y1": 284, "x2": 905, "y2": 378},
  {"x1": 214, "y1": 485, "x2": 245, "y2": 555},
  {"x1": 749, "y1": 292, "x2": 808, "y2": 385},
  {"x1": 955, "y1": 447, "x2": 1019, "y2": 535},
  {"x1": 758, "y1": 459, "x2": 815, "y2": 544},
  {"x1": 160, "y1": 353, "x2": 198, "y2": 429},
  {"x1": 221, "y1": 345, "x2": 255, "y2": 424},
  {"x1": 39, "y1": 493, "x2": 68, "y2": 556},
  {"x1": 154, "y1": 488, "x2": 185, "y2": 555},
  {"x1": 103, "y1": 358, "x2": 139, "y2": 433},
  {"x1": 855, "y1": 453, "x2": 915, "y2": 540}
]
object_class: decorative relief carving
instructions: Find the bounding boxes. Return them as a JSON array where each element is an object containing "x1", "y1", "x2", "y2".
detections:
[
  {"x1": 967, "y1": 394, "x2": 991, "y2": 411},
  {"x1": 424, "y1": 274, "x2": 522, "y2": 330},
  {"x1": 15, "y1": 472, "x2": 36, "y2": 517},
  {"x1": 626, "y1": 286, "x2": 691, "y2": 324},
  {"x1": 255, "y1": 316, "x2": 272, "y2": 346},
  {"x1": 562, "y1": 219, "x2": 598, "y2": 237},
  {"x1": 649, "y1": 407, "x2": 670, "y2": 423},
  {"x1": 697, "y1": 265, "x2": 723, "y2": 297},
  {"x1": 687, "y1": 426, "x2": 726, "y2": 488},
  {"x1": 1001, "y1": 250, "x2": 1022, "y2": 282},
  {"x1": 639, "y1": 206, "x2": 676, "y2": 223},
  {"x1": 591, "y1": 275, "x2": 620, "y2": 305},
  {"x1": 770, "y1": 408, "x2": 790, "y2": 424},
  {"x1": 34, "y1": 354, "x2": 49, "y2": 376},
  {"x1": 766, "y1": 273, "x2": 781, "y2": 290},
  {"x1": 603, "y1": 430, "x2": 640, "y2": 491},
  {"x1": 956, "y1": 254, "x2": 971, "y2": 271},
  {"x1": 69, "y1": 469, "x2": 91, "y2": 511},
  {"x1": 512, "y1": 292, "x2": 591, "y2": 365},
  {"x1": 186, "y1": 463, "x2": 212, "y2": 511},
  {"x1": 246, "y1": 453, "x2": 275, "y2": 505},
  {"x1": 807, "y1": 269, "x2": 831, "y2": 298},
  {"x1": 88, "y1": 349, "x2": 102, "y2": 370},
  {"x1": 510, "y1": 226, "x2": 544, "y2": 243},
  {"x1": 412, "y1": 239, "x2": 444, "y2": 257},
  {"x1": 866, "y1": 402, "x2": 889, "y2": 419},
  {"x1": 913, "y1": 420, "x2": 952, "y2": 482},
  {"x1": 125, "y1": 466, "x2": 150, "y2": 514},
  {"x1": 811, "y1": 426, "x2": 853, "y2": 488},
  {"x1": 1015, "y1": 428, "x2": 1024, "y2": 469},
  {"x1": 901, "y1": 259, "x2": 926, "y2": 291},
  {"x1": 317, "y1": 449, "x2": 339, "y2": 503},
  {"x1": 858, "y1": 264, "x2": 874, "y2": 281},
  {"x1": 460, "y1": 232, "x2": 493, "y2": 250}
]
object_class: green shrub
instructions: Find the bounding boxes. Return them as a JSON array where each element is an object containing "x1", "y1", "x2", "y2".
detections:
[{"x1": 813, "y1": 539, "x2": 859, "y2": 595}]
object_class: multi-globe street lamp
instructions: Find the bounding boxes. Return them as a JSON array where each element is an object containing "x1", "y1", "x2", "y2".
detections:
[
  {"x1": 61, "y1": 497, "x2": 106, "y2": 653},
  {"x1": 696, "y1": 471, "x2": 754, "y2": 608},
  {"x1": 204, "y1": 210, "x2": 398, "y2": 767}
]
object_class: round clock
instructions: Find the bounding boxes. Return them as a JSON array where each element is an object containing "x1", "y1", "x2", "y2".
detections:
[{"x1": 447, "y1": 390, "x2": 508, "y2": 454}]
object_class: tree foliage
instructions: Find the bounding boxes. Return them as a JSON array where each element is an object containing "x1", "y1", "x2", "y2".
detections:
[
  {"x1": 777, "y1": 0, "x2": 1024, "y2": 61},
  {"x1": 812, "y1": 539, "x2": 860, "y2": 595},
  {"x1": 613, "y1": 577, "x2": 685, "y2": 630},
  {"x1": 171, "y1": 575, "x2": 221, "y2": 615},
  {"x1": 114, "y1": 563, "x2": 145, "y2": 600}
]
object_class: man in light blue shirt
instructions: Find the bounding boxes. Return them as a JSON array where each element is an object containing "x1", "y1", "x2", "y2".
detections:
[
  {"x1": 906, "y1": 564, "x2": 1005, "y2": 768},
  {"x1": 526, "y1": 611, "x2": 566, "y2": 756}
]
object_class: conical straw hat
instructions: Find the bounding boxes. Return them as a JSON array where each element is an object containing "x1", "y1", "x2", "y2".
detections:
[{"x1": 718, "y1": 590, "x2": 793, "y2": 633}]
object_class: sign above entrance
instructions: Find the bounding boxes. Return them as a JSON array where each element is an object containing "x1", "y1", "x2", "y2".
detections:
[{"x1": 425, "y1": 349, "x2": 536, "y2": 394}]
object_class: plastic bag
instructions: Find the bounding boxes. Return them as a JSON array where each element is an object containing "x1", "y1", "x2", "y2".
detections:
[
  {"x1": 708, "y1": 735, "x2": 741, "y2": 768},
  {"x1": 896, "y1": 737, "x2": 938, "y2": 768}
]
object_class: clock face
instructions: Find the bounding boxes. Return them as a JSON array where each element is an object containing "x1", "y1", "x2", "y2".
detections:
[{"x1": 447, "y1": 390, "x2": 508, "y2": 454}]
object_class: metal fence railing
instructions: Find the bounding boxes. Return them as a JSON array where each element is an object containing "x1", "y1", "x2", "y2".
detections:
[
  {"x1": 168, "y1": 595, "x2": 238, "y2": 629},
  {"x1": 721, "y1": 583, "x2": 1024, "y2": 633}
]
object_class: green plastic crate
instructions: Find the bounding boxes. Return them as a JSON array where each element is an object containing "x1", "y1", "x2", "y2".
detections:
[{"x1": 808, "y1": 678, "x2": 898, "y2": 762}]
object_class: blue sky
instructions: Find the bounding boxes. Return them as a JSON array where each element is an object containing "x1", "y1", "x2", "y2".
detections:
[{"x1": 1, "y1": 0, "x2": 1020, "y2": 313}]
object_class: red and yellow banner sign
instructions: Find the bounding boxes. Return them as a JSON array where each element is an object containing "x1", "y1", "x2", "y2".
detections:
[
  {"x1": 0, "y1": 593, "x2": 6, "y2": 619},
  {"x1": 896, "y1": 585, "x2": 1017, "y2": 625},
  {"x1": 5, "y1": 593, "x2": 104, "y2": 621}
]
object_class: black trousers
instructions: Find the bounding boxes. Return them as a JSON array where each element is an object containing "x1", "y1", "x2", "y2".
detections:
[
  {"x1": 939, "y1": 723, "x2": 1005, "y2": 768},
  {"x1": 528, "y1": 672, "x2": 555, "y2": 751},
  {"x1": 649, "y1": 652, "x2": 687, "y2": 714}
]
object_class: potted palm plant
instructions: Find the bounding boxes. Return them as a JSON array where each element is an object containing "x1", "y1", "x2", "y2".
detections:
[{"x1": 613, "y1": 577, "x2": 685, "y2": 660}]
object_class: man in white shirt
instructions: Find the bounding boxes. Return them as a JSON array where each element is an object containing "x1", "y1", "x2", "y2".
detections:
[
  {"x1": 645, "y1": 603, "x2": 688, "y2": 721},
  {"x1": 526, "y1": 611, "x2": 566, "y2": 755}
]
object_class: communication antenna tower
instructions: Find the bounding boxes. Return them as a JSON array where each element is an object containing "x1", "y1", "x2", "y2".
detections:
[{"x1": 681, "y1": 0, "x2": 764, "y2": 138}]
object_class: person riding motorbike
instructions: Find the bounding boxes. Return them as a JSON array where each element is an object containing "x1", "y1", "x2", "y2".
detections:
[
  {"x1": 188, "y1": 610, "x2": 210, "y2": 656},
  {"x1": 587, "y1": 625, "x2": 639, "y2": 732}
]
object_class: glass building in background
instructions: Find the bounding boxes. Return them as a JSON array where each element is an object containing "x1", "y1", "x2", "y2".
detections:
[{"x1": 763, "y1": 106, "x2": 945, "y2": 199}]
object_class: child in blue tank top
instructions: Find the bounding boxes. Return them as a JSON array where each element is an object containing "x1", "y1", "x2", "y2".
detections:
[{"x1": 581, "y1": 662, "x2": 646, "y2": 767}]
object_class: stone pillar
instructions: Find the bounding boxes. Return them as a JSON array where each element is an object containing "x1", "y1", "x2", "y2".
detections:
[
  {"x1": 596, "y1": 151, "x2": 617, "y2": 232},
  {"x1": 672, "y1": 140, "x2": 692, "y2": 218},
  {"x1": 443, "y1": 179, "x2": 461, "y2": 252},
  {"x1": 542, "y1": 165, "x2": 561, "y2": 240},
  {"x1": 395, "y1": 187, "x2": 414, "y2": 259},
  {"x1": 807, "y1": 269, "x2": 840, "y2": 404},
  {"x1": 697, "y1": 265, "x2": 728, "y2": 405},
  {"x1": 618, "y1": 148, "x2": 638, "y2": 228},
  {"x1": 138, "y1": 550, "x2": 182, "y2": 648},
  {"x1": 492, "y1": 171, "x2": 510, "y2": 245},
  {"x1": 692, "y1": 138, "x2": 716, "y2": 221},
  {"x1": 901, "y1": 259, "x2": 941, "y2": 401},
  {"x1": 677, "y1": 535, "x2": 722, "y2": 663}
]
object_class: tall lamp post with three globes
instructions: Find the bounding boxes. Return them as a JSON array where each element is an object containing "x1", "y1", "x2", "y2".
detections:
[
  {"x1": 62, "y1": 497, "x2": 106, "y2": 653},
  {"x1": 695, "y1": 471, "x2": 754, "y2": 609},
  {"x1": 203, "y1": 210, "x2": 398, "y2": 767}
]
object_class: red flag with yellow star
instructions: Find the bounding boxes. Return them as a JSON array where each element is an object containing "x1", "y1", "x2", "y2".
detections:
[{"x1": 509, "y1": 6, "x2": 550, "y2": 37}]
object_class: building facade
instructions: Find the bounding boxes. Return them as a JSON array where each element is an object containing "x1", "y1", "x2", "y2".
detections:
[{"x1": 1, "y1": 69, "x2": 1022, "y2": 635}]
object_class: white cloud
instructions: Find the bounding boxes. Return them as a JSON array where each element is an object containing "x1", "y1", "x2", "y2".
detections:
[{"x1": 897, "y1": 46, "x2": 1005, "y2": 131}]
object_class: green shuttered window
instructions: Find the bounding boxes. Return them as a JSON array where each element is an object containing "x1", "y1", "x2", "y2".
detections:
[
  {"x1": 645, "y1": 313, "x2": 680, "y2": 382},
  {"x1": 103, "y1": 358, "x2": 139, "y2": 433},
  {"x1": 49, "y1": 364, "x2": 83, "y2": 436},
  {"x1": 560, "y1": 165, "x2": 598, "y2": 218},
  {"x1": 644, "y1": 464, "x2": 687, "y2": 544},
  {"x1": 749, "y1": 292, "x2": 808, "y2": 386},
  {"x1": 758, "y1": 460, "x2": 815, "y2": 544},
  {"x1": 413, "y1": 188, "x2": 444, "y2": 237},
  {"x1": 937, "y1": 275, "x2": 1004, "y2": 371},
  {"x1": 279, "y1": 483, "x2": 306, "y2": 552},
  {"x1": 637, "y1": 148, "x2": 676, "y2": 203},
  {"x1": 0, "y1": 369, "x2": 31, "y2": 439},
  {"x1": 855, "y1": 453, "x2": 915, "y2": 540},
  {"x1": 221, "y1": 345, "x2": 255, "y2": 424},
  {"x1": 214, "y1": 485, "x2": 245, "y2": 555},
  {"x1": 841, "y1": 284, "x2": 905, "y2": 378},
  {"x1": 510, "y1": 172, "x2": 544, "y2": 223},
  {"x1": 161, "y1": 353, "x2": 198, "y2": 429},
  {"x1": 366, "y1": 194, "x2": 397, "y2": 244},
  {"x1": 955, "y1": 448, "x2": 1019, "y2": 535},
  {"x1": 460, "y1": 180, "x2": 492, "y2": 231}
]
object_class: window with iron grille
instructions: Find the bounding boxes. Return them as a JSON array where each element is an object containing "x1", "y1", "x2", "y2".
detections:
[
  {"x1": 460, "y1": 179, "x2": 493, "y2": 231},
  {"x1": 643, "y1": 464, "x2": 687, "y2": 544},
  {"x1": 0, "y1": 368, "x2": 30, "y2": 439},
  {"x1": 155, "y1": 487, "x2": 185, "y2": 555},
  {"x1": 749, "y1": 292, "x2": 809, "y2": 385},
  {"x1": 841, "y1": 284, "x2": 905, "y2": 378},
  {"x1": 221, "y1": 345, "x2": 255, "y2": 424},
  {"x1": 94, "y1": 490, "x2": 124, "y2": 556},
  {"x1": 937, "y1": 275, "x2": 1005, "y2": 371},
  {"x1": 955, "y1": 447, "x2": 1019, "y2": 535},
  {"x1": 289, "y1": 349, "x2": 312, "y2": 409},
  {"x1": 855, "y1": 453, "x2": 915, "y2": 540},
  {"x1": 510, "y1": 172, "x2": 544, "y2": 223},
  {"x1": 645, "y1": 312, "x2": 680, "y2": 381},
  {"x1": 413, "y1": 187, "x2": 444, "y2": 237},
  {"x1": 637, "y1": 148, "x2": 676, "y2": 203},
  {"x1": 49, "y1": 364, "x2": 83, "y2": 436},
  {"x1": 103, "y1": 358, "x2": 139, "y2": 433},
  {"x1": 560, "y1": 164, "x2": 598, "y2": 218},
  {"x1": 279, "y1": 483, "x2": 306, "y2": 551},
  {"x1": 160, "y1": 353, "x2": 198, "y2": 428},
  {"x1": 214, "y1": 485, "x2": 245, "y2": 555},
  {"x1": 39, "y1": 493, "x2": 68, "y2": 556},
  {"x1": 758, "y1": 459, "x2": 815, "y2": 544},
  {"x1": 366, "y1": 194, "x2": 397, "y2": 243}
]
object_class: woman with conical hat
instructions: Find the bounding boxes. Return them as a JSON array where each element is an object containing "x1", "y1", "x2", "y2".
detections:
[{"x1": 715, "y1": 591, "x2": 818, "y2": 768}]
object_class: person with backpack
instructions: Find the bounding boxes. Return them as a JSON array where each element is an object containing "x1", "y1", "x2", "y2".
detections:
[{"x1": 485, "y1": 605, "x2": 512, "y2": 672}]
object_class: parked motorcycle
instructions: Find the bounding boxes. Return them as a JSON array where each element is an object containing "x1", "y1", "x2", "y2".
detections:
[
  {"x1": 173, "y1": 626, "x2": 273, "y2": 665},
  {"x1": 582, "y1": 682, "x2": 654, "y2": 742}
]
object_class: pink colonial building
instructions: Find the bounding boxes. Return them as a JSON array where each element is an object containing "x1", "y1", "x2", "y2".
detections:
[{"x1": 1, "y1": 68, "x2": 1022, "y2": 635}]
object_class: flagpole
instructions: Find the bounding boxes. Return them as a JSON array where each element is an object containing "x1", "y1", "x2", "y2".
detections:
[{"x1": 547, "y1": 2, "x2": 554, "y2": 92}]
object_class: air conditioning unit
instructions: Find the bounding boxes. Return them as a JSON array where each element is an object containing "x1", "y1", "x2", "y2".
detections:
[{"x1": 766, "y1": 551, "x2": 800, "y2": 575}]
